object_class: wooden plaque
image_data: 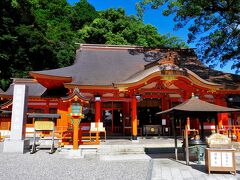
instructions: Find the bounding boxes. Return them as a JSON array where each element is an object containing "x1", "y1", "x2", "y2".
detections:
[{"x1": 34, "y1": 121, "x2": 54, "y2": 131}]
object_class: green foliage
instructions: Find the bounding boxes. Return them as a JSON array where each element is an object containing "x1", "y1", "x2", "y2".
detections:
[
  {"x1": 78, "y1": 8, "x2": 186, "y2": 47},
  {"x1": 0, "y1": 0, "x2": 186, "y2": 90},
  {"x1": 0, "y1": 79, "x2": 10, "y2": 91},
  {"x1": 137, "y1": 0, "x2": 240, "y2": 71},
  {"x1": 70, "y1": 0, "x2": 99, "y2": 30},
  {"x1": 0, "y1": 0, "x2": 78, "y2": 90}
]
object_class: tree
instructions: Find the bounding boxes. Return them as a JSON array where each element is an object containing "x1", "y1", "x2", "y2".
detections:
[
  {"x1": 69, "y1": 0, "x2": 98, "y2": 31},
  {"x1": 31, "y1": 0, "x2": 79, "y2": 67},
  {"x1": 78, "y1": 8, "x2": 186, "y2": 47},
  {"x1": 0, "y1": 0, "x2": 35, "y2": 89},
  {"x1": 137, "y1": 0, "x2": 240, "y2": 71},
  {"x1": 0, "y1": 0, "x2": 78, "y2": 89}
]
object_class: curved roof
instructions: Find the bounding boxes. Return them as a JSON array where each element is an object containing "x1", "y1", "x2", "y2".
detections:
[
  {"x1": 116, "y1": 64, "x2": 222, "y2": 88},
  {"x1": 183, "y1": 62, "x2": 240, "y2": 90},
  {"x1": 115, "y1": 64, "x2": 183, "y2": 84},
  {"x1": 31, "y1": 45, "x2": 149, "y2": 86},
  {"x1": 30, "y1": 44, "x2": 240, "y2": 89}
]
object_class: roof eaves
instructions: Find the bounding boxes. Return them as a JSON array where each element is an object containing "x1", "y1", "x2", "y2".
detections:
[
  {"x1": 186, "y1": 68, "x2": 223, "y2": 87},
  {"x1": 30, "y1": 72, "x2": 72, "y2": 80}
]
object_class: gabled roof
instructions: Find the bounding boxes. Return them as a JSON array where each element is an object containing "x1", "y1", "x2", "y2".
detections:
[
  {"x1": 0, "y1": 88, "x2": 3, "y2": 93},
  {"x1": 30, "y1": 44, "x2": 240, "y2": 89},
  {"x1": 61, "y1": 88, "x2": 91, "y2": 102}
]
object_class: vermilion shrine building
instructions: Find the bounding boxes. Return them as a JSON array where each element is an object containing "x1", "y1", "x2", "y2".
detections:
[{"x1": 1, "y1": 44, "x2": 240, "y2": 141}]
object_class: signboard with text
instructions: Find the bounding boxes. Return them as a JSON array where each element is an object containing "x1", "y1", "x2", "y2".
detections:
[{"x1": 206, "y1": 148, "x2": 236, "y2": 174}]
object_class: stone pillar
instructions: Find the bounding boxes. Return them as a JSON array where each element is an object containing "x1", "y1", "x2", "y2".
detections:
[
  {"x1": 131, "y1": 96, "x2": 137, "y2": 140},
  {"x1": 3, "y1": 84, "x2": 30, "y2": 153}
]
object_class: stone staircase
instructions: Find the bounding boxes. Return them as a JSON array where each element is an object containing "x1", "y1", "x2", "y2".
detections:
[{"x1": 96, "y1": 144, "x2": 149, "y2": 161}]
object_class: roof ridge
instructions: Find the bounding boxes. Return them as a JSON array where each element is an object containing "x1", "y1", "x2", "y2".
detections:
[
  {"x1": 11, "y1": 78, "x2": 38, "y2": 83},
  {"x1": 79, "y1": 44, "x2": 143, "y2": 51},
  {"x1": 78, "y1": 43, "x2": 195, "y2": 51}
]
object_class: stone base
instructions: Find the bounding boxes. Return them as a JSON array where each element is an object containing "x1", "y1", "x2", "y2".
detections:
[
  {"x1": 65, "y1": 149, "x2": 84, "y2": 159},
  {"x1": 3, "y1": 139, "x2": 30, "y2": 153}
]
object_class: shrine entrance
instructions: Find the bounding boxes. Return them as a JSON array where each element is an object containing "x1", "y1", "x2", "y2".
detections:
[
  {"x1": 102, "y1": 102, "x2": 123, "y2": 135},
  {"x1": 137, "y1": 99, "x2": 162, "y2": 126}
]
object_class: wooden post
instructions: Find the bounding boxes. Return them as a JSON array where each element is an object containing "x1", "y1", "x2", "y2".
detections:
[
  {"x1": 185, "y1": 124, "x2": 189, "y2": 165},
  {"x1": 200, "y1": 116, "x2": 204, "y2": 139},
  {"x1": 187, "y1": 117, "x2": 190, "y2": 130},
  {"x1": 173, "y1": 115, "x2": 178, "y2": 160},
  {"x1": 73, "y1": 118, "x2": 79, "y2": 150},
  {"x1": 218, "y1": 113, "x2": 223, "y2": 129},
  {"x1": 95, "y1": 99, "x2": 101, "y2": 143},
  {"x1": 132, "y1": 96, "x2": 137, "y2": 140},
  {"x1": 230, "y1": 112, "x2": 233, "y2": 141},
  {"x1": 215, "y1": 113, "x2": 218, "y2": 133},
  {"x1": 233, "y1": 112, "x2": 237, "y2": 125}
]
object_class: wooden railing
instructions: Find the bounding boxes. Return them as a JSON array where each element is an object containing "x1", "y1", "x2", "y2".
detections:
[{"x1": 54, "y1": 123, "x2": 102, "y2": 145}]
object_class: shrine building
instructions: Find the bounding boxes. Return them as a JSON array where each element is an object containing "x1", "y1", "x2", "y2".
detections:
[{"x1": 1, "y1": 44, "x2": 240, "y2": 142}]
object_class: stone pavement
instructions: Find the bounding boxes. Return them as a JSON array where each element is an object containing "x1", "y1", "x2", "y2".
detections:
[
  {"x1": 1, "y1": 138, "x2": 240, "y2": 180},
  {"x1": 0, "y1": 150, "x2": 149, "y2": 180},
  {"x1": 150, "y1": 158, "x2": 240, "y2": 180}
]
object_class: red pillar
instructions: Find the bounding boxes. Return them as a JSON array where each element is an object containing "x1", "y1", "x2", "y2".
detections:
[
  {"x1": 95, "y1": 98, "x2": 101, "y2": 143},
  {"x1": 131, "y1": 96, "x2": 137, "y2": 140},
  {"x1": 95, "y1": 100, "x2": 101, "y2": 123},
  {"x1": 233, "y1": 112, "x2": 237, "y2": 125},
  {"x1": 215, "y1": 95, "x2": 228, "y2": 127},
  {"x1": 161, "y1": 95, "x2": 170, "y2": 127},
  {"x1": 161, "y1": 95, "x2": 169, "y2": 111}
]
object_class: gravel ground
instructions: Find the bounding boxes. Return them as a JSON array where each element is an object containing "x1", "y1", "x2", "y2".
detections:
[{"x1": 0, "y1": 150, "x2": 150, "y2": 180}]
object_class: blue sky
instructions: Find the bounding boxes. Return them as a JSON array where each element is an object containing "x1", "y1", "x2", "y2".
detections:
[{"x1": 68, "y1": 0, "x2": 234, "y2": 73}]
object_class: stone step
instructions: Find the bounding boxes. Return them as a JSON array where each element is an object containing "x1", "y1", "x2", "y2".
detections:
[
  {"x1": 82, "y1": 148, "x2": 98, "y2": 158},
  {"x1": 97, "y1": 145, "x2": 145, "y2": 155},
  {"x1": 59, "y1": 145, "x2": 99, "y2": 158},
  {"x1": 99, "y1": 154, "x2": 151, "y2": 161}
]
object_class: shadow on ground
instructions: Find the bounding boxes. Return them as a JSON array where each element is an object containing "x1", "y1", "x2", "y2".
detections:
[{"x1": 145, "y1": 147, "x2": 185, "y2": 160}]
